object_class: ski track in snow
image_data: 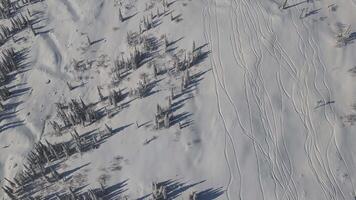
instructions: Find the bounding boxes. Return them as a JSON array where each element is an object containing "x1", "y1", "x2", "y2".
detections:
[
  {"x1": 203, "y1": 5, "x2": 234, "y2": 200},
  {"x1": 229, "y1": 0, "x2": 297, "y2": 199},
  {"x1": 210, "y1": 1, "x2": 244, "y2": 199},
  {"x1": 205, "y1": 0, "x2": 356, "y2": 199}
]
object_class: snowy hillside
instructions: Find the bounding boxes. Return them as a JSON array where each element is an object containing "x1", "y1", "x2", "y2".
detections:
[{"x1": 1, "y1": 0, "x2": 356, "y2": 199}]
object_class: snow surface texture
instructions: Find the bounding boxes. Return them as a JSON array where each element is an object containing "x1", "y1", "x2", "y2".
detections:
[{"x1": 1, "y1": 0, "x2": 356, "y2": 199}]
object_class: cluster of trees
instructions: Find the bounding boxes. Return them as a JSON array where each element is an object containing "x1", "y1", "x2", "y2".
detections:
[
  {"x1": 9, "y1": 13, "x2": 30, "y2": 33},
  {"x1": 0, "y1": 24, "x2": 11, "y2": 44},
  {"x1": 0, "y1": 0, "x2": 11, "y2": 19},
  {"x1": 113, "y1": 34, "x2": 150, "y2": 84},
  {"x1": 0, "y1": 4, "x2": 36, "y2": 113},
  {"x1": 2, "y1": 140, "x2": 71, "y2": 199},
  {"x1": 108, "y1": 89, "x2": 124, "y2": 106},
  {"x1": 152, "y1": 182, "x2": 167, "y2": 200},
  {"x1": 7, "y1": 180, "x2": 111, "y2": 199},
  {"x1": 0, "y1": 48, "x2": 19, "y2": 83},
  {"x1": 70, "y1": 127, "x2": 109, "y2": 154},
  {"x1": 129, "y1": 74, "x2": 152, "y2": 99},
  {"x1": 0, "y1": 85, "x2": 10, "y2": 111},
  {"x1": 153, "y1": 63, "x2": 166, "y2": 78},
  {"x1": 98, "y1": 86, "x2": 125, "y2": 107},
  {"x1": 189, "y1": 192, "x2": 198, "y2": 200},
  {"x1": 181, "y1": 69, "x2": 191, "y2": 92},
  {"x1": 2, "y1": 124, "x2": 118, "y2": 199},
  {"x1": 139, "y1": 14, "x2": 154, "y2": 33},
  {"x1": 126, "y1": 31, "x2": 143, "y2": 47},
  {"x1": 48, "y1": 181, "x2": 125, "y2": 200},
  {"x1": 0, "y1": 0, "x2": 43, "y2": 19},
  {"x1": 55, "y1": 187, "x2": 102, "y2": 200},
  {"x1": 336, "y1": 25, "x2": 353, "y2": 47},
  {"x1": 0, "y1": 5, "x2": 37, "y2": 45},
  {"x1": 173, "y1": 42, "x2": 202, "y2": 72},
  {"x1": 113, "y1": 46, "x2": 144, "y2": 80},
  {"x1": 154, "y1": 97, "x2": 173, "y2": 129},
  {"x1": 0, "y1": 48, "x2": 20, "y2": 112},
  {"x1": 53, "y1": 98, "x2": 98, "y2": 131},
  {"x1": 0, "y1": 85, "x2": 10, "y2": 100}
]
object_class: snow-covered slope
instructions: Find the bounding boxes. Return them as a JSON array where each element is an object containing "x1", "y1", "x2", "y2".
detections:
[{"x1": 1, "y1": 0, "x2": 356, "y2": 199}]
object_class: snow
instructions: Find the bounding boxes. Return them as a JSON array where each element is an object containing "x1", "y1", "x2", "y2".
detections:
[{"x1": 1, "y1": 0, "x2": 356, "y2": 199}]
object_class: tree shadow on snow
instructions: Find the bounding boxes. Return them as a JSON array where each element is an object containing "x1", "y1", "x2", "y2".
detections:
[{"x1": 197, "y1": 187, "x2": 225, "y2": 200}]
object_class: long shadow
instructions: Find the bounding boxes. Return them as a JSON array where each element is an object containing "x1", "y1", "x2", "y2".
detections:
[
  {"x1": 168, "y1": 36, "x2": 184, "y2": 47},
  {"x1": 73, "y1": 184, "x2": 90, "y2": 195},
  {"x1": 0, "y1": 120, "x2": 24, "y2": 132},
  {"x1": 12, "y1": 48, "x2": 31, "y2": 69},
  {"x1": 170, "y1": 102, "x2": 185, "y2": 113},
  {"x1": 60, "y1": 162, "x2": 90, "y2": 179},
  {"x1": 5, "y1": 101, "x2": 23, "y2": 110},
  {"x1": 167, "y1": 46, "x2": 178, "y2": 53},
  {"x1": 143, "y1": 88, "x2": 160, "y2": 98},
  {"x1": 191, "y1": 50, "x2": 211, "y2": 66},
  {"x1": 152, "y1": 18, "x2": 162, "y2": 28},
  {"x1": 103, "y1": 179, "x2": 129, "y2": 199},
  {"x1": 48, "y1": 159, "x2": 67, "y2": 171},
  {"x1": 78, "y1": 123, "x2": 132, "y2": 152},
  {"x1": 305, "y1": 8, "x2": 321, "y2": 17},
  {"x1": 172, "y1": 13, "x2": 183, "y2": 22},
  {"x1": 30, "y1": 16, "x2": 48, "y2": 26},
  {"x1": 165, "y1": 180, "x2": 206, "y2": 199},
  {"x1": 40, "y1": 191, "x2": 63, "y2": 200},
  {"x1": 96, "y1": 123, "x2": 132, "y2": 144},
  {"x1": 170, "y1": 112, "x2": 192, "y2": 126},
  {"x1": 140, "y1": 78, "x2": 164, "y2": 98},
  {"x1": 0, "y1": 114, "x2": 17, "y2": 123},
  {"x1": 137, "y1": 193, "x2": 151, "y2": 200},
  {"x1": 54, "y1": 179, "x2": 129, "y2": 199},
  {"x1": 152, "y1": 179, "x2": 205, "y2": 199},
  {"x1": 171, "y1": 96, "x2": 192, "y2": 113},
  {"x1": 164, "y1": 9, "x2": 173, "y2": 17},
  {"x1": 7, "y1": 82, "x2": 27, "y2": 89},
  {"x1": 122, "y1": 12, "x2": 138, "y2": 22},
  {"x1": 139, "y1": 120, "x2": 152, "y2": 128},
  {"x1": 20, "y1": 179, "x2": 54, "y2": 198},
  {"x1": 80, "y1": 128, "x2": 99, "y2": 140},
  {"x1": 167, "y1": 0, "x2": 177, "y2": 7},
  {"x1": 347, "y1": 32, "x2": 356, "y2": 43},
  {"x1": 4, "y1": 68, "x2": 32, "y2": 85},
  {"x1": 0, "y1": 109, "x2": 21, "y2": 120},
  {"x1": 8, "y1": 65, "x2": 31, "y2": 76},
  {"x1": 47, "y1": 184, "x2": 90, "y2": 198},
  {"x1": 194, "y1": 43, "x2": 209, "y2": 52},
  {"x1": 138, "y1": 54, "x2": 156, "y2": 68},
  {"x1": 146, "y1": 36, "x2": 163, "y2": 52},
  {"x1": 191, "y1": 68, "x2": 211, "y2": 80},
  {"x1": 90, "y1": 38, "x2": 105, "y2": 46},
  {"x1": 36, "y1": 28, "x2": 53, "y2": 35},
  {"x1": 284, "y1": 0, "x2": 308, "y2": 9},
  {"x1": 12, "y1": 0, "x2": 45, "y2": 11},
  {"x1": 174, "y1": 69, "x2": 211, "y2": 99},
  {"x1": 10, "y1": 86, "x2": 31, "y2": 98},
  {"x1": 197, "y1": 187, "x2": 225, "y2": 200},
  {"x1": 14, "y1": 47, "x2": 30, "y2": 61},
  {"x1": 70, "y1": 82, "x2": 87, "y2": 90},
  {"x1": 180, "y1": 119, "x2": 194, "y2": 129},
  {"x1": 111, "y1": 123, "x2": 133, "y2": 135},
  {"x1": 33, "y1": 24, "x2": 47, "y2": 30},
  {"x1": 185, "y1": 69, "x2": 211, "y2": 91},
  {"x1": 105, "y1": 102, "x2": 129, "y2": 118}
]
